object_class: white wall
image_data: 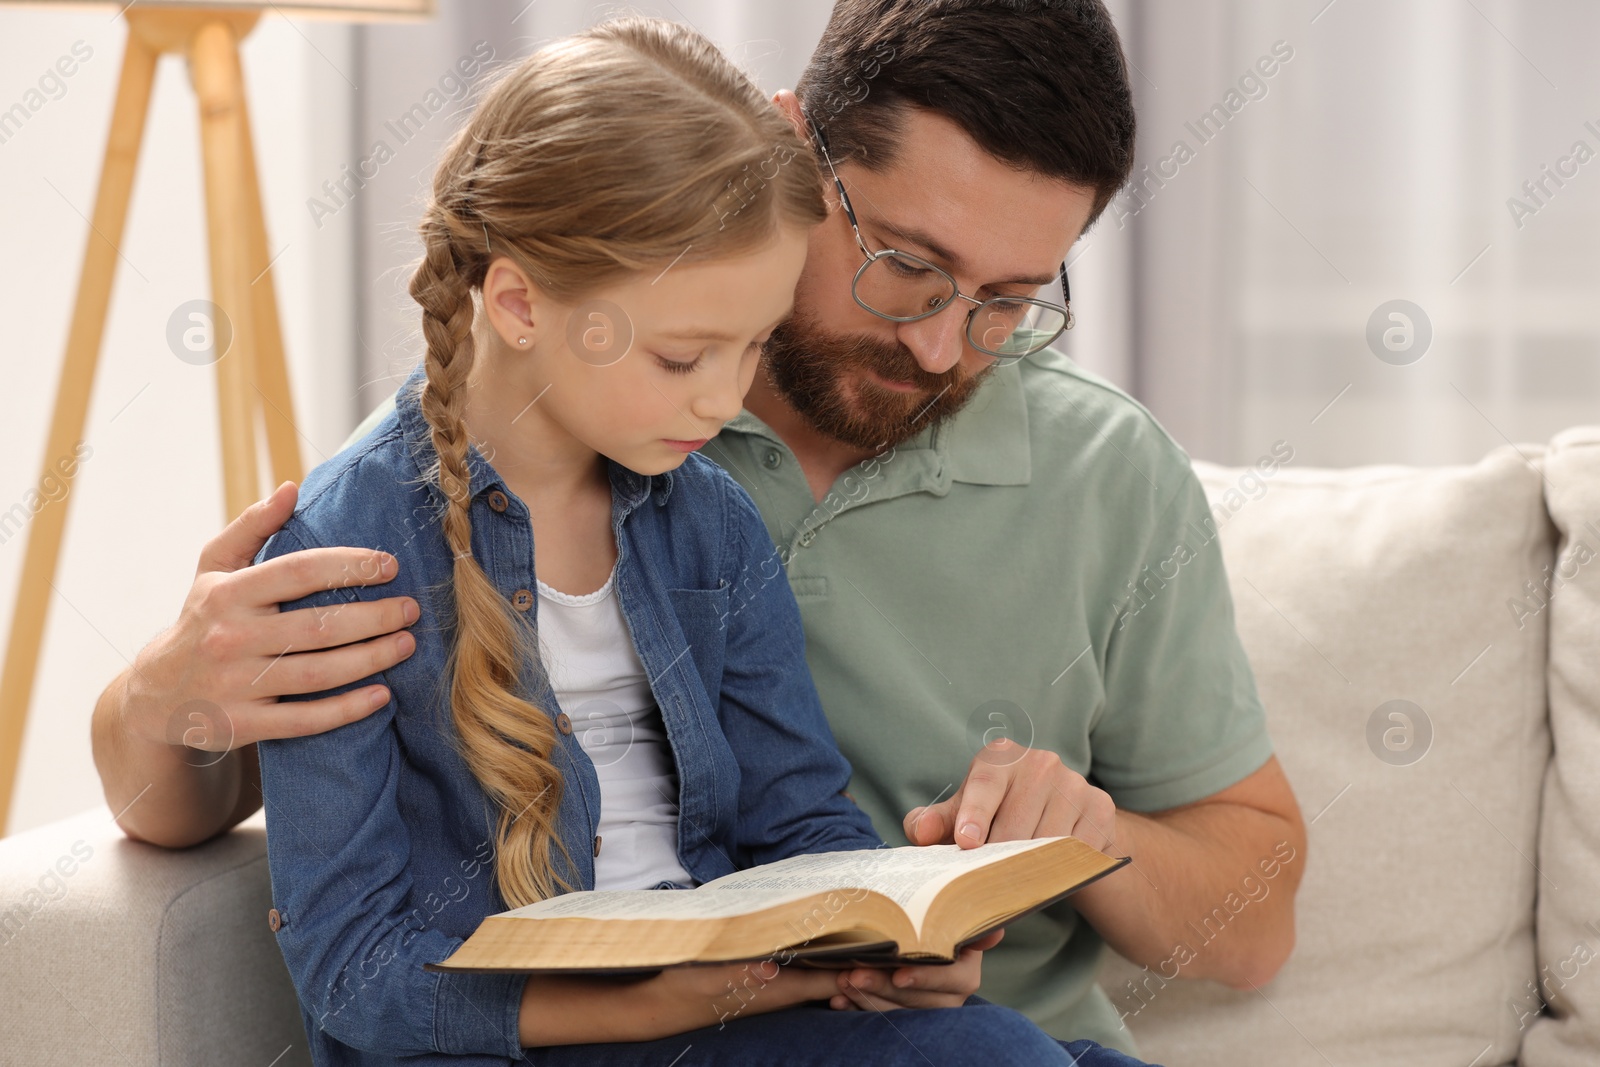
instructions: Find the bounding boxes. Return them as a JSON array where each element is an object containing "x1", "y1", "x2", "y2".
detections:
[{"x1": 0, "y1": 9, "x2": 357, "y2": 833}]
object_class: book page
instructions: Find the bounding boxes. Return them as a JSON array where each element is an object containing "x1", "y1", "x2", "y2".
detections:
[
  {"x1": 700, "y1": 839, "x2": 1057, "y2": 930},
  {"x1": 500, "y1": 886, "x2": 819, "y2": 922}
]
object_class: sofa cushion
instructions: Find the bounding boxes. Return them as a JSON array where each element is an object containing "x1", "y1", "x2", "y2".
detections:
[
  {"x1": 1520, "y1": 427, "x2": 1600, "y2": 1067},
  {"x1": 1096, "y1": 440, "x2": 1554, "y2": 1067},
  {"x1": 0, "y1": 806, "x2": 307, "y2": 1066}
]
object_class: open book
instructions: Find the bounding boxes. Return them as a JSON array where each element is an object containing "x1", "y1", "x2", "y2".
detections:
[{"x1": 426, "y1": 836, "x2": 1128, "y2": 974}]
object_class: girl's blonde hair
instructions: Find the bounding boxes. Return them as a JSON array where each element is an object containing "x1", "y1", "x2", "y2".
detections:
[{"x1": 406, "y1": 17, "x2": 826, "y2": 908}]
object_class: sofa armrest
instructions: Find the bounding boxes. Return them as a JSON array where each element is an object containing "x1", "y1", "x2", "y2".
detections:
[{"x1": 0, "y1": 805, "x2": 308, "y2": 1066}]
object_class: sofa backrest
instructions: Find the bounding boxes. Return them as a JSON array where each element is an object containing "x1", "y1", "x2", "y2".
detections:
[
  {"x1": 1520, "y1": 427, "x2": 1600, "y2": 1067},
  {"x1": 1097, "y1": 436, "x2": 1565, "y2": 1067}
]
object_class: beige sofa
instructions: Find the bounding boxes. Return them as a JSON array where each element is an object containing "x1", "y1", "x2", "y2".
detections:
[
  {"x1": 2, "y1": 428, "x2": 1596, "y2": 1067},
  {"x1": 1097, "y1": 427, "x2": 1600, "y2": 1067}
]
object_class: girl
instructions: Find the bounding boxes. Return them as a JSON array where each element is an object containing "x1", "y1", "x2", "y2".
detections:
[{"x1": 255, "y1": 17, "x2": 1150, "y2": 1067}]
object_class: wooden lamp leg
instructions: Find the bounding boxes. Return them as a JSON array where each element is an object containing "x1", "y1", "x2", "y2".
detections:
[
  {"x1": 0, "y1": 29, "x2": 160, "y2": 833},
  {"x1": 0, "y1": 7, "x2": 303, "y2": 835},
  {"x1": 190, "y1": 19, "x2": 261, "y2": 522},
  {"x1": 237, "y1": 84, "x2": 303, "y2": 487}
]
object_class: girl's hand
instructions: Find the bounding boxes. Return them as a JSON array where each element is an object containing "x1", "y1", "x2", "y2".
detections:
[
  {"x1": 654, "y1": 958, "x2": 846, "y2": 1033},
  {"x1": 830, "y1": 928, "x2": 1004, "y2": 1012},
  {"x1": 521, "y1": 958, "x2": 841, "y2": 1046}
]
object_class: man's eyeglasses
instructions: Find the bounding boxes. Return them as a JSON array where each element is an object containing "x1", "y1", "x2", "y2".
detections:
[{"x1": 804, "y1": 112, "x2": 1074, "y2": 366}]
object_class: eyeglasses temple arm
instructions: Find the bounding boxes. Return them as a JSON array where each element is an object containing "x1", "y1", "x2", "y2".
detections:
[
  {"x1": 802, "y1": 108, "x2": 863, "y2": 230},
  {"x1": 1059, "y1": 261, "x2": 1075, "y2": 331}
]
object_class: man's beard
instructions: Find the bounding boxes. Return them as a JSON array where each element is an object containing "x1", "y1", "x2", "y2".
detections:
[{"x1": 761, "y1": 311, "x2": 994, "y2": 452}]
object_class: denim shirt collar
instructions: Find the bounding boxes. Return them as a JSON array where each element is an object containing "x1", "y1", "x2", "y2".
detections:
[{"x1": 392, "y1": 361, "x2": 675, "y2": 515}]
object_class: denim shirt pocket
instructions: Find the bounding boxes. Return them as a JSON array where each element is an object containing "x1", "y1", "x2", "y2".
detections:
[{"x1": 665, "y1": 585, "x2": 730, "y2": 702}]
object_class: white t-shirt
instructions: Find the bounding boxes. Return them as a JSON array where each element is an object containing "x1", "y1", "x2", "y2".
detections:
[{"x1": 535, "y1": 567, "x2": 697, "y2": 891}]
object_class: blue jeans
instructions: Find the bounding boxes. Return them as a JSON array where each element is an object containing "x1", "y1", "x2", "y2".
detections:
[{"x1": 522, "y1": 995, "x2": 1159, "y2": 1065}]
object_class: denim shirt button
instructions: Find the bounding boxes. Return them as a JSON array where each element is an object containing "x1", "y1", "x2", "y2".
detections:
[
  {"x1": 763, "y1": 449, "x2": 782, "y2": 469},
  {"x1": 486, "y1": 489, "x2": 509, "y2": 513},
  {"x1": 555, "y1": 712, "x2": 572, "y2": 736},
  {"x1": 267, "y1": 907, "x2": 284, "y2": 932},
  {"x1": 511, "y1": 589, "x2": 533, "y2": 612},
  {"x1": 593, "y1": 835, "x2": 602, "y2": 857}
]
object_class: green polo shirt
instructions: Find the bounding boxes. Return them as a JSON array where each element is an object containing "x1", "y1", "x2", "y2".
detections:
[{"x1": 342, "y1": 347, "x2": 1274, "y2": 1054}]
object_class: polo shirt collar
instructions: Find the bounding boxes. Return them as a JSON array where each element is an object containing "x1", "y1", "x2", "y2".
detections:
[{"x1": 936, "y1": 358, "x2": 1032, "y2": 487}]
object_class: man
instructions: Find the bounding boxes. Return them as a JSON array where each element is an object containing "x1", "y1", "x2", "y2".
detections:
[{"x1": 92, "y1": 0, "x2": 1303, "y2": 1054}]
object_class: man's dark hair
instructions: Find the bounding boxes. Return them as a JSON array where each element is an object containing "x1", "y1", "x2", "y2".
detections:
[{"x1": 796, "y1": 0, "x2": 1137, "y2": 229}]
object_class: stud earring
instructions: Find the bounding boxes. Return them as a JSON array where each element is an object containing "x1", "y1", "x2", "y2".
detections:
[{"x1": 518, "y1": 337, "x2": 528, "y2": 346}]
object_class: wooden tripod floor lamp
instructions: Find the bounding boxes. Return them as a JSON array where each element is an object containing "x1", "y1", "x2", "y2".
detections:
[{"x1": 0, "y1": 0, "x2": 435, "y2": 834}]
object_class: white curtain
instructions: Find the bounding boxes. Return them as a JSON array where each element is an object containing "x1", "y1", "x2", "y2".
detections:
[{"x1": 1108, "y1": 0, "x2": 1600, "y2": 466}]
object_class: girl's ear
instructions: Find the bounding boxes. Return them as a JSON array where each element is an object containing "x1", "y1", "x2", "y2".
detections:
[{"x1": 481, "y1": 256, "x2": 550, "y2": 350}]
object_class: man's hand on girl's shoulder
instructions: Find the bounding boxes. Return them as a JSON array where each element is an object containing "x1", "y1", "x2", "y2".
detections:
[
  {"x1": 95, "y1": 481, "x2": 424, "y2": 847},
  {"x1": 126, "y1": 480, "x2": 422, "y2": 750}
]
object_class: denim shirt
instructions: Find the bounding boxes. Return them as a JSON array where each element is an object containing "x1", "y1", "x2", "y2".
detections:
[{"x1": 254, "y1": 362, "x2": 883, "y2": 1066}]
